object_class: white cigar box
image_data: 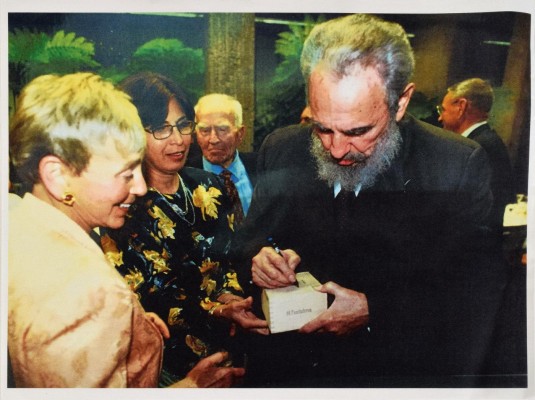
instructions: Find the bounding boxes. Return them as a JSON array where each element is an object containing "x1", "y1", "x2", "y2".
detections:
[{"x1": 261, "y1": 272, "x2": 327, "y2": 334}]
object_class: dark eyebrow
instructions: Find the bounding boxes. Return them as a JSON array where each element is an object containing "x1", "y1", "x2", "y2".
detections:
[
  {"x1": 312, "y1": 120, "x2": 374, "y2": 137},
  {"x1": 311, "y1": 121, "x2": 333, "y2": 133},
  {"x1": 341, "y1": 126, "x2": 374, "y2": 137},
  {"x1": 160, "y1": 116, "x2": 187, "y2": 126}
]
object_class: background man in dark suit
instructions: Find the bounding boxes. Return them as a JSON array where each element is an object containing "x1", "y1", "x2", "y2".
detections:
[
  {"x1": 188, "y1": 93, "x2": 257, "y2": 219},
  {"x1": 438, "y1": 77, "x2": 516, "y2": 229},
  {"x1": 233, "y1": 14, "x2": 510, "y2": 387}
]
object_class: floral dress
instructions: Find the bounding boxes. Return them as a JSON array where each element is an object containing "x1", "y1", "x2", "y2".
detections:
[{"x1": 100, "y1": 167, "x2": 244, "y2": 382}]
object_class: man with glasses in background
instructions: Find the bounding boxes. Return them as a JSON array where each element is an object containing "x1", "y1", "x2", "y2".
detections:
[
  {"x1": 438, "y1": 77, "x2": 515, "y2": 229},
  {"x1": 188, "y1": 93, "x2": 257, "y2": 226}
]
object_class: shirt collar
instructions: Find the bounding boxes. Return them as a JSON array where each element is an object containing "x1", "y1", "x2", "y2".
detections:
[
  {"x1": 461, "y1": 121, "x2": 488, "y2": 138},
  {"x1": 334, "y1": 181, "x2": 362, "y2": 198},
  {"x1": 202, "y1": 151, "x2": 242, "y2": 177}
]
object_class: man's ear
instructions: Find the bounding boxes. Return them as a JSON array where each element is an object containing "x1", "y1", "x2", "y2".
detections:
[
  {"x1": 38, "y1": 155, "x2": 70, "y2": 202},
  {"x1": 457, "y1": 98, "x2": 468, "y2": 116},
  {"x1": 395, "y1": 83, "x2": 416, "y2": 122},
  {"x1": 236, "y1": 126, "x2": 245, "y2": 144}
]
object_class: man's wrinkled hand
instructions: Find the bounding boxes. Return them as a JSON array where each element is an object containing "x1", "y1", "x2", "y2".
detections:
[
  {"x1": 251, "y1": 246, "x2": 301, "y2": 288},
  {"x1": 299, "y1": 281, "x2": 369, "y2": 336}
]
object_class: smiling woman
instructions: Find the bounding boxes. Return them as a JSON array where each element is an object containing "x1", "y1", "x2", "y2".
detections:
[
  {"x1": 9, "y1": 72, "x2": 148, "y2": 233},
  {"x1": 99, "y1": 71, "x2": 268, "y2": 386},
  {"x1": 7, "y1": 72, "x2": 159, "y2": 387},
  {"x1": 8, "y1": 72, "x2": 248, "y2": 388}
]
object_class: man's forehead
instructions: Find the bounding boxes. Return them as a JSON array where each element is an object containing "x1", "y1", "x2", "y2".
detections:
[
  {"x1": 198, "y1": 97, "x2": 233, "y2": 113},
  {"x1": 197, "y1": 109, "x2": 234, "y2": 121},
  {"x1": 309, "y1": 68, "x2": 387, "y2": 103},
  {"x1": 196, "y1": 115, "x2": 233, "y2": 127},
  {"x1": 309, "y1": 74, "x2": 389, "y2": 128},
  {"x1": 443, "y1": 91, "x2": 457, "y2": 104}
]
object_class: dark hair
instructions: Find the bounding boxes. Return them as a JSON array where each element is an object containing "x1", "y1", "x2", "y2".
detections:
[{"x1": 119, "y1": 72, "x2": 194, "y2": 129}]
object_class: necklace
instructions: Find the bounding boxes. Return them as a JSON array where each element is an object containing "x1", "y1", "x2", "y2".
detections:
[{"x1": 152, "y1": 175, "x2": 196, "y2": 226}]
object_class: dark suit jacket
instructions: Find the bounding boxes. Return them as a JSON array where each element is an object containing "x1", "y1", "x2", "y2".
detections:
[
  {"x1": 186, "y1": 146, "x2": 258, "y2": 186},
  {"x1": 233, "y1": 115, "x2": 509, "y2": 387},
  {"x1": 467, "y1": 123, "x2": 515, "y2": 227}
]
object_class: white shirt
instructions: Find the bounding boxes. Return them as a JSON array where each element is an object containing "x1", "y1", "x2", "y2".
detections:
[
  {"x1": 461, "y1": 121, "x2": 488, "y2": 138},
  {"x1": 334, "y1": 181, "x2": 362, "y2": 198}
]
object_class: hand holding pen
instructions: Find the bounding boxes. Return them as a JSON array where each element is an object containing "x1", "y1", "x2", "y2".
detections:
[
  {"x1": 250, "y1": 237, "x2": 301, "y2": 289},
  {"x1": 267, "y1": 237, "x2": 282, "y2": 255}
]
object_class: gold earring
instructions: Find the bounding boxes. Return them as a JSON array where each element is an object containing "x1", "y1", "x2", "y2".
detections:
[{"x1": 62, "y1": 192, "x2": 75, "y2": 206}]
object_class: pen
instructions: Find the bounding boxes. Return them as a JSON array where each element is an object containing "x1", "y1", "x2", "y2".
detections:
[
  {"x1": 268, "y1": 237, "x2": 297, "y2": 285},
  {"x1": 248, "y1": 237, "x2": 283, "y2": 286},
  {"x1": 267, "y1": 236, "x2": 282, "y2": 255}
]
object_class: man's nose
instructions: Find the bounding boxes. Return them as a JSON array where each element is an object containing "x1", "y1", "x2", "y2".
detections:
[
  {"x1": 329, "y1": 132, "x2": 353, "y2": 159},
  {"x1": 207, "y1": 128, "x2": 221, "y2": 141}
]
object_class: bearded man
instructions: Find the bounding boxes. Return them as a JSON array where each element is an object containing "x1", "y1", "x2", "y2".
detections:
[{"x1": 232, "y1": 14, "x2": 510, "y2": 388}]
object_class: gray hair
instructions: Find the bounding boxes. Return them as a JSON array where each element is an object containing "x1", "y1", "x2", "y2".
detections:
[
  {"x1": 195, "y1": 93, "x2": 243, "y2": 127},
  {"x1": 301, "y1": 14, "x2": 415, "y2": 114},
  {"x1": 447, "y1": 78, "x2": 494, "y2": 114}
]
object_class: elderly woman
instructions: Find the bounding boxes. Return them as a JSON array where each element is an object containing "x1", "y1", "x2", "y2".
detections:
[
  {"x1": 8, "y1": 72, "x2": 244, "y2": 388},
  {"x1": 99, "y1": 72, "x2": 267, "y2": 385}
]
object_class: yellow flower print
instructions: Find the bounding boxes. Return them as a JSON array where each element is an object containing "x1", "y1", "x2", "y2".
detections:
[
  {"x1": 201, "y1": 297, "x2": 220, "y2": 312},
  {"x1": 168, "y1": 307, "x2": 184, "y2": 326},
  {"x1": 123, "y1": 268, "x2": 145, "y2": 292},
  {"x1": 100, "y1": 234, "x2": 124, "y2": 267},
  {"x1": 227, "y1": 213, "x2": 235, "y2": 232},
  {"x1": 185, "y1": 335, "x2": 208, "y2": 357},
  {"x1": 201, "y1": 276, "x2": 217, "y2": 296},
  {"x1": 149, "y1": 231, "x2": 162, "y2": 246},
  {"x1": 192, "y1": 185, "x2": 222, "y2": 220},
  {"x1": 143, "y1": 249, "x2": 170, "y2": 274},
  {"x1": 224, "y1": 272, "x2": 243, "y2": 292},
  {"x1": 148, "y1": 205, "x2": 176, "y2": 239},
  {"x1": 174, "y1": 287, "x2": 188, "y2": 301},
  {"x1": 199, "y1": 258, "x2": 219, "y2": 274}
]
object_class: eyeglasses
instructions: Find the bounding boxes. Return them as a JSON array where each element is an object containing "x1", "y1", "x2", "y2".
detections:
[
  {"x1": 196, "y1": 124, "x2": 234, "y2": 138},
  {"x1": 436, "y1": 99, "x2": 461, "y2": 116},
  {"x1": 145, "y1": 119, "x2": 195, "y2": 140}
]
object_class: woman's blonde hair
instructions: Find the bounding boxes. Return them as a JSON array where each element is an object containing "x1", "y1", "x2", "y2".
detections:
[{"x1": 10, "y1": 72, "x2": 146, "y2": 185}]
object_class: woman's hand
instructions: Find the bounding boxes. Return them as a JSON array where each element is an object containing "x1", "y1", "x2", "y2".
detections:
[
  {"x1": 214, "y1": 296, "x2": 269, "y2": 335},
  {"x1": 170, "y1": 352, "x2": 245, "y2": 388},
  {"x1": 145, "y1": 312, "x2": 170, "y2": 339}
]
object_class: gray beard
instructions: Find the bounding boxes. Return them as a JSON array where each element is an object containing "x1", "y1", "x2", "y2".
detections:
[{"x1": 310, "y1": 120, "x2": 402, "y2": 191}]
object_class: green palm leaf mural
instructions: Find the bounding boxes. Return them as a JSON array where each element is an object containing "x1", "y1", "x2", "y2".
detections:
[
  {"x1": 9, "y1": 29, "x2": 100, "y2": 115},
  {"x1": 128, "y1": 38, "x2": 205, "y2": 102}
]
